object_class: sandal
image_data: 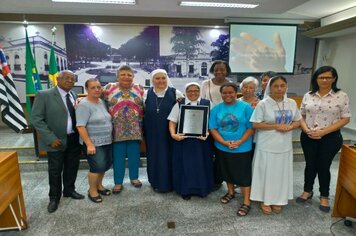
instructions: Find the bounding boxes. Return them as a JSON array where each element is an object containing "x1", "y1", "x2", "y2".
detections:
[
  {"x1": 220, "y1": 192, "x2": 235, "y2": 204},
  {"x1": 98, "y1": 188, "x2": 111, "y2": 196},
  {"x1": 112, "y1": 185, "x2": 123, "y2": 195},
  {"x1": 271, "y1": 205, "x2": 282, "y2": 214},
  {"x1": 88, "y1": 192, "x2": 102, "y2": 203},
  {"x1": 131, "y1": 180, "x2": 142, "y2": 188},
  {"x1": 237, "y1": 204, "x2": 251, "y2": 217},
  {"x1": 319, "y1": 197, "x2": 330, "y2": 213},
  {"x1": 260, "y1": 203, "x2": 272, "y2": 215},
  {"x1": 296, "y1": 191, "x2": 313, "y2": 203}
]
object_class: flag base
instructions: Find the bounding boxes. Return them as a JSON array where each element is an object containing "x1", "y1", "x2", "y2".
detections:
[{"x1": 21, "y1": 127, "x2": 33, "y2": 134}]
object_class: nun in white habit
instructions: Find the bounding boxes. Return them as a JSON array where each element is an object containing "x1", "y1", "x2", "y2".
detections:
[{"x1": 249, "y1": 75, "x2": 301, "y2": 214}]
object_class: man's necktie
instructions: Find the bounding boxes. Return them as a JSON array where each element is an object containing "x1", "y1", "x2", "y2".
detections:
[{"x1": 66, "y1": 93, "x2": 76, "y2": 130}]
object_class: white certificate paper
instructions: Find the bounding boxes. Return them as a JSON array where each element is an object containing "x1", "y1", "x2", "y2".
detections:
[{"x1": 182, "y1": 109, "x2": 204, "y2": 134}]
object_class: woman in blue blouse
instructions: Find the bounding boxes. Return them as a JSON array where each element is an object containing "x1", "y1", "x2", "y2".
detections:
[{"x1": 209, "y1": 82, "x2": 254, "y2": 216}]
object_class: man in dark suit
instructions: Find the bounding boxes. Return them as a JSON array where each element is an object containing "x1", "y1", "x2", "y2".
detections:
[{"x1": 32, "y1": 70, "x2": 84, "y2": 213}]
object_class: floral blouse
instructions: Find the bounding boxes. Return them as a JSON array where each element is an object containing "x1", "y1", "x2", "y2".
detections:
[
  {"x1": 300, "y1": 90, "x2": 351, "y2": 130},
  {"x1": 238, "y1": 97, "x2": 260, "y2": 109},
  {"x1": 103, "y1": 82, "x2": 144, "y2": 142}
]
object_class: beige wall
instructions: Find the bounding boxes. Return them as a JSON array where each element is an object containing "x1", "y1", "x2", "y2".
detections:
[{"x1": 317, "y1": 32, "x2": 356, "y2": 131}]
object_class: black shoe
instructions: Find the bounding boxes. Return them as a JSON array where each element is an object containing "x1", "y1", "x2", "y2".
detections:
[
  {"x1": 319, "y1": 196, "x2": 330, "y2": 213},
  {"x1": 63, "y1": 191, "x2": 85, "y2": 199},
  {"x1": 47, "y1": 200, "x2": 58, "y2": 213},
  {"x1": 319, "y1": 204, "x2": 330, "y2": 213},
  {"x1": 182, "y1": 195, "x2": 191, "y2": 200},
  {"x1": 153, "y1": 188, "x2": 162, "y2": 193},
  {"x1": 296, "y1": 191, "x2": 313, "y2": 203},
  {"x1": 152, "y1": 187, "x2": 170, "y2": 193}
]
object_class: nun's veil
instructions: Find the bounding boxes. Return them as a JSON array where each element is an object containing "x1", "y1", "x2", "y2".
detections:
[
  {"x1": 150, "y1": 69, "x2": 173, "y2": 88},
  {"x1": 263, "y1": 75, "x2": 288, "y2": 100}
]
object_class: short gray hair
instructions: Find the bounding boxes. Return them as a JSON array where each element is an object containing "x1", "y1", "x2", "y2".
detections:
[
  {"x1": 116, "y1": 65, "x2": 134, "y2": 77},
  {"x1": 240, "y1": 76, "x2": 259, "y2": 90}
]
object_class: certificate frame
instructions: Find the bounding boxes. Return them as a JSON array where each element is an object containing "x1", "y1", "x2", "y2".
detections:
[{"x1": 177, "y1": 105, "x2": 209, "y2": 138}]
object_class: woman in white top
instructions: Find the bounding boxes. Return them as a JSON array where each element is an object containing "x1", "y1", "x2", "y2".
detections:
[
  {"x1": 201, "y1": 60, "x2": 231, "y2": 107},
  {"x1": 250, "y1": 76, "x2": 301, "y2": 214},
  {"x1": 201, "y1": 60, "x2": 232, "y2": 190}
]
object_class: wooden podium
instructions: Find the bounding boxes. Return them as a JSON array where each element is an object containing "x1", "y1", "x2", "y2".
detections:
[
  {"x1": 0, "y1": 152, "x2": 28, "y2": 231},
  {"x1": 332, "y1": 145, "x2": 356, "y2": 218}
]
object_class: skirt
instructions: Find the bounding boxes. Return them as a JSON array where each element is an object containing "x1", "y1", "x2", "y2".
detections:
[
  {"x1": 250, "y1": 149, "x2": 293, "y2": 205},
  {"x1": 215, "y1": 148, "x2": 252, "y2": 187}
]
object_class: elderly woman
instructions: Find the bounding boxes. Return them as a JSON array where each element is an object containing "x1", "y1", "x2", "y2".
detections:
[
  {"x1": 76, "y1": 78, "x2": 113, "y2": 203},
  {"x1": 238, "y1": 76, "x2": 260, "y2": 108},
  {"x1": 296, "y1": 66, "x2": 351, "y2": 213},
  {"x1": 143, "y1": 69, "x2": 183, "y2": 193},
  {"x1": 239, "y1": 76, "x2": 260, "y2": 158},
  {"x1": 103, "y1": 65, "x2": 144, "y2": 194},
  {"x1": 167, "y1": 82, "x2": 213, "y2": 200},
  {"x1": 209, "y1": 82, "x2": 254, "y2": 216},
  {"x1": 250, "y1": 76, "x2": 301, "y2": 214}
]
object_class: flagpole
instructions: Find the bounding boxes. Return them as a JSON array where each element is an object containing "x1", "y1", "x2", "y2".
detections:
[
  {"x1": 51, "y1": 26, "x2": 56, "y2": 46},
  {"x1": 24, "y1": 20, "x2": 43, "y2": 124},
  {"x1": 48, "y1": 26, "x2": 57, "y2": 88},
  {"x1": 22, "y1": 19, "x2": 33, "y2": 131},
  {"x1": 48, "y1": 26, "x2": 58, "y2": 88}
]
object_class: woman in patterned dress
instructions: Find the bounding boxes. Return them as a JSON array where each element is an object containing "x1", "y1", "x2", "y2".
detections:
[{"x1": 103, "y1": 65, "x2": 145, "y2": 194}]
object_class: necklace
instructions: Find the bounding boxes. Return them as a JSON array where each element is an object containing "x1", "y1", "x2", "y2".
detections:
[
  {"x1": 156, "y1": 96, "x2": 165, "y2": 113},
  {"x1": 275, "y1": 100, "x2": 286, "y2": 121},
  {"x1": 121, "y1": 91, "x2": 130, "y2": 99}
]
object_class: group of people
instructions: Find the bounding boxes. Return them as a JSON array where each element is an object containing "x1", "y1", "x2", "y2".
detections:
[{"x1": 31, "y1": 61, "x2": 350, "y2": 216}]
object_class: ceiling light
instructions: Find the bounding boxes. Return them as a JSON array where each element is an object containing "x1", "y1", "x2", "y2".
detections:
[
  {"x1": 52, "y1": 0, "x2": 136, "y2": 5},
  {"x1": 179, "y1": 1, "x2": 258, "y2": 8}
]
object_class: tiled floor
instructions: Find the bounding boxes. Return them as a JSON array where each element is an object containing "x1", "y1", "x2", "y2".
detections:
[{"x1": 0, "y1": 162, "x2": 355, "y2": 236}]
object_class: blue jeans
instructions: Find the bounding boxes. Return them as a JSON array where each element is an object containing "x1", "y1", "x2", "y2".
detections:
[{"x1": 113, "y1": 140, "x2": 140, "y2": 185}]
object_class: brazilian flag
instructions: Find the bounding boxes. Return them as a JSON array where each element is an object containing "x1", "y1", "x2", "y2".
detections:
[
  {"x1": 48, "y1": 46, "x2": 58, "y2": 88},
  {"x1": 25, "y1": 29, "x2": 42, "y2": 115}
]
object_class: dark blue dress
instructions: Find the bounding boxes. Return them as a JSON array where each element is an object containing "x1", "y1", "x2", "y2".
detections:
[
  {"x1": 144, "y1": 87, "x2": 176, "y2": 192},
  {"x1": 172, "y1": 98, "x2": 214, "y2": 197}
]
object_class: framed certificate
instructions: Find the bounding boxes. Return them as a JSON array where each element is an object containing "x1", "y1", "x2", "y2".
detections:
[{"x1": 177, "y1": 105, "x2": 209, "y2": 138}]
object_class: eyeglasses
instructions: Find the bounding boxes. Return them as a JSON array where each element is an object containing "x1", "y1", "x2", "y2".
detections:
[
  {"x1": 317, "y1": 76, "x2": 334, "y2": 80},
  {"x1": 186, "y1": 90, "x2": 200, "y2": 93}
]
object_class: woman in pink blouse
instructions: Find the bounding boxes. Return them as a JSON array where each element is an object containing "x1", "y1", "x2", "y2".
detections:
[
  {"x1": 103, "y1": 65, "x2": 145, "y2": 194},
  {"x1": 296, "y1": 66, "x2": 351, "y2": 213}
]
